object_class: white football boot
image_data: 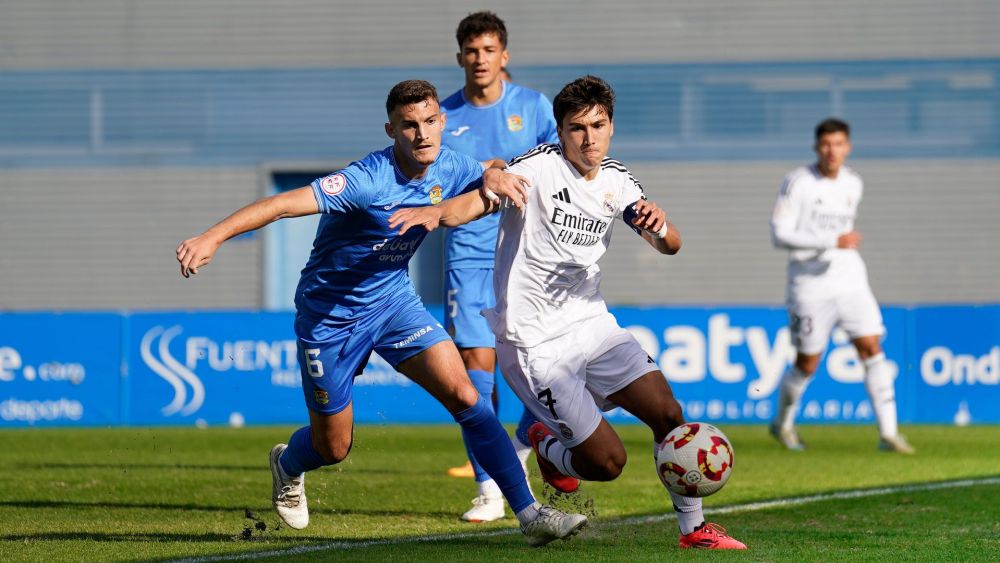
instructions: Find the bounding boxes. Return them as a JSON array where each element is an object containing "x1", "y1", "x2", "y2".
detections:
[
  {"x1": 269, "y1": 443, "x2": 309, "y2": 529},
  {"x1": 878, "y1": 435, "x2": 916, "y2": 454},
  {"x1": 461, "y1": 494, "x2": 506, "y2": 522},
  {"x1": 769, "y1": 422, "x2": 806, "y2": 451},
  {"x1": 520, "y1": 506, "x2": 588, "y2": 547}
]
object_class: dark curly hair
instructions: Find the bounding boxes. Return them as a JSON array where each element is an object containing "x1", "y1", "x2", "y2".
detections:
[{"x1": 456, "y1": 11, "x2": 507, "y2": 47}]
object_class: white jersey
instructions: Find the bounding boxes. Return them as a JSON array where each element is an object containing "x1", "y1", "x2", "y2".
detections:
[
  {"x1": 483, "y1": 144, "x2": 646, "y2": 347},
  {"x1": 770, "y1": 164, "x2": 870, "y2": 300}
]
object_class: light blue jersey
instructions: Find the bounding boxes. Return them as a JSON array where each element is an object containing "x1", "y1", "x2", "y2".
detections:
[
  {"x1": 441, "y1": 82, "x2": 558, "y2": 270},
  {"x1": 296, "y1": 145, "x2": 483, "y2": 321}
]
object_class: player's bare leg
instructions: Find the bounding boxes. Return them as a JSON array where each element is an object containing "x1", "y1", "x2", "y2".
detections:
[
  {"x1": 611, "y1": 371, "x2": 746, "y2": 549},
  {"x1": 270, "y1": 403, "x2": 355, "y2": 529},
  {"x1": 399, "y1": 341, "x2": 586, "y2": 545},
  {"x1": 854, "y1": 335, "x2": 914, "y2": 454},
  {"x1": 530, "y1": 370, "x2": 744, "y2": 548},
  {"x1": 771, "y1": 352, "x2": 820, "y2": 450}
]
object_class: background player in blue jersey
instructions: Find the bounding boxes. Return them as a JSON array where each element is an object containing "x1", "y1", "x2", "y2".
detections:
[
  {"x1": 175, "y1": 79, "x2": 586, "y2": 546},
  {"x1": 440, "y1": 11, "x2": 560, "y2": 523}
]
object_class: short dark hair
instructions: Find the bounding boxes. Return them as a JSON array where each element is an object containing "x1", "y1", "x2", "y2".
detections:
[
  {"x1": 553, "y1": 75, "x2": 615, "y2": 126},
  {"x1": 385, "y1": 80, "x2": 439, "y2": 116},
  {"x1": 815, "y1": 118, "x2": 850, "y2": 140},
  {"x1": 456, "y1": 11, "x2": 507, "y2": 48}
]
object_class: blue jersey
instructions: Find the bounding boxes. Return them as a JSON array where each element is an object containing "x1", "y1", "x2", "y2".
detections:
[
  {"x1": 441, "y1": 82, "x2": 558, "y2": 270},
  {"x1": 296, "y1": 145, "x2": 483, "y2": 320}
]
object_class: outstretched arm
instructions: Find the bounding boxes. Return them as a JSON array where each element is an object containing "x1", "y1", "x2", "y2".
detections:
[
  {"x1": 626, "y1": 199, "x2": 682, "y2": 255},
  {"x1": 389, "y1": 187, "x2": 497, "y2": 235},
  {"x1": 389, "y1": 167, "x2": 530, "y2": 235},
  {"x1": 176, "y1": 186, "x2": 318, "y2": 277}
]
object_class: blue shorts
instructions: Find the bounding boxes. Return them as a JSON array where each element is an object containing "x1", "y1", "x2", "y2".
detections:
[
  {"x1": 294, "y1": 294, "x2": 452, "y2": 414},
  {"x1": 444, "y1": 268, "x2": 496, "y2": 350}
]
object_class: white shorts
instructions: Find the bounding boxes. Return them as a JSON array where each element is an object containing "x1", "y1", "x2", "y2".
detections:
[
  {"x1": 496, "y1": 313, "x2": 657, "y2": 448},
  {"x1": 787, "y1": 287, "x2": 885, "y2": 355}
]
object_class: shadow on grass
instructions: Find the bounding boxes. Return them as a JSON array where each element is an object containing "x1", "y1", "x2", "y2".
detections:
[
  {"x1": 0, "y1": 499, "x2": 457, "y2": 519},
  {"x1": 0, "y1": 531, "x2": 335, "y2": 543},
  {"x1": 21, "y1": 462, "x2": 409, "y2": 475}
]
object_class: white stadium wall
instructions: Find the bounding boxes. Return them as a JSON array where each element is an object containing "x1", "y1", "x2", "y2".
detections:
[
  {"x1": 1, "y1": 0, "x2": 998, "y2": 309},
  {"x1": 3, "y1": 0, "x2": 1000, "y2": 68}
]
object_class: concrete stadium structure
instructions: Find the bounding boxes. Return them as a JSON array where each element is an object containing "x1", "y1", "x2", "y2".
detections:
[{"x1": 2, "y1": 0, "x2": 998, "y2": 310}]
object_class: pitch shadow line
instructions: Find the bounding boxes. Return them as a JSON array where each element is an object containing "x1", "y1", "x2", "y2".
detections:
[{"x1": 171, "y1": 476, "x2": 1000, "y2": 563}]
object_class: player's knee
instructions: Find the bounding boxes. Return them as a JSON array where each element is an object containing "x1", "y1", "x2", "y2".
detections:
[
  {"x1": 313, "y1": 434, "x2": 353, "y2": 464},
  {"x1": 593, "y1": 450, "x2": 627, "y2": 481},
  {"x1": 854, "y1": 340, "x2": 882, "y2": 360},
  {"x1": 795, "y1": 355, "x2": 821, "y2": 375},
  {"x1": 449, "y1": 382, "x2": 481, "y2": 411}
]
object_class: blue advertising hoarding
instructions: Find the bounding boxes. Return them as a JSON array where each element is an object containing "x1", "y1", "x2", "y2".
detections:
[
  {"x1": 0, "y1": 313, "x2": 122, "y2": 426},
  {"x1": 611, "y1": 307, "x2": 908, "y2": 426},
  {"x1": 908, "y1": 305, "x2": 999, "y2": 424},
  {"x1": 128, "y1": 310, "x2": 454, "y2": 426},
  {"x1": 1, "y1": 305, "x2": 997, "y2": 427}
]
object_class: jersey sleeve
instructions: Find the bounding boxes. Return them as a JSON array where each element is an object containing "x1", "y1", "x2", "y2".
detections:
[
  {"x1": 310, "y1": 161, "x2": 376, "y2": 214},
  {"x1": 534, "y1": 94, "x2": 559, "y2": 144},
  {"x1": 770, "y1": 174, "x2": 838, "y2": 250}
]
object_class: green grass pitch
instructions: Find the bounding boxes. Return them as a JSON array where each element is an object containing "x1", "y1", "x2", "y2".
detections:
[{"x1": 1, "y1": 424, "x2": 997, "y2": 561}]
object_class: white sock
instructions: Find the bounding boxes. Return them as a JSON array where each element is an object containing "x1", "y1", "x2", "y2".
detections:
[
  {"x1": 513, "y1": 437, "x2": 532, "y2": 474},
  {"x1": 515, "y1": 501, "x2": 542, "y2": 526},
  {"x1": 776, "y1": 366, "x2": 812, "y2": 430},
  {"x1": 655, "y1": 441, "x2": 704, "y2": 534},
  {"x1": 537, "y1": 434, "x2": 581, "y2": 479},
  {"x1": 477, "y1": 478, "x2": 502, "y2": 499},
  {"x1": 864, "y1": 353, "x2": 899, "y2": 438},
  {"x1": 668, "y1": 491, "x2": 704, "y2": 535}
]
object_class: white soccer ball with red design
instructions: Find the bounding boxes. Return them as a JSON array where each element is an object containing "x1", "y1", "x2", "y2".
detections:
[{"x1": 656, "y1": 422, "x2": 734, "y2": 497}]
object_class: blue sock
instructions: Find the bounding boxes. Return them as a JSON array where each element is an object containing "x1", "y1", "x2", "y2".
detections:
[
  {"x1": 453, "y1": 396, "x2": 535, "y2": 513},
  {"x1": 279, "y1": 425, "x2": 328, "y2": 477},
  {"x1": 515, "y1": 407, "x2": 537, "y2": 446},
  {"x1": 464, "y1": 369, "x2": 495, "y2": 483}
]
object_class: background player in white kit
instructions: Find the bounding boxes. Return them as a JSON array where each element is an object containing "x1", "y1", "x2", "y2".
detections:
[
  {"x1": 391, "y1": 76, "x2": 747, "y2": 549},
  {"x1": 769, "y1": 118, "x2": 914, "y2": 454}
]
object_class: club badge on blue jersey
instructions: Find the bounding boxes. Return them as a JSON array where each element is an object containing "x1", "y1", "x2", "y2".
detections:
[
  {"x1": 430, "y1": 186, "x2": 443, "y2": 205},
  {"x1": 507, "y1": 115, "x2": 523, "y2": 132}
]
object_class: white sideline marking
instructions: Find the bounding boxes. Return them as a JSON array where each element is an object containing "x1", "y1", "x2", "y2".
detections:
[{"x1": 174, "y1": 477, "x2": 1000, "y2": 562}]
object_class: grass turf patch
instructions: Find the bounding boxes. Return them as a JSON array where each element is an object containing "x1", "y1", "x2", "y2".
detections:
[{"x1": 0, "y1": 424, "x2": 997, "y2": 561}]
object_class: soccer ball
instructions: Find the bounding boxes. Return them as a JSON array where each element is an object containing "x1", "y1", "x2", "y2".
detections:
[{"x1": 656, "y1": 422, "x2": 734, "y2": 497}]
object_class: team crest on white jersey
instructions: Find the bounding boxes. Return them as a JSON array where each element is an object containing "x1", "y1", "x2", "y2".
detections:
[
  {"x1": 507, "y1": 115, "x2": 523, "y2": 132},
  {"x1": 429, "y1": 186, "x2": 443, "y2": 205},
  {"x1": 603, "y1": 192, "x2": 615, "y2": 213},
  {"x1": 320, "y1": 174, "x2": 346, "y2": 196}
]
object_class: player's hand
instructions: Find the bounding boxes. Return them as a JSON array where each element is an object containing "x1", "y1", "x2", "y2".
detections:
[
  {"x1": 389, "y1": 206, "x2": 443, "y2": 236},
  {"x1": 482, "y1": 167, "x2": 531, "y2": 209},
  {"x1": 837, "y1": 230, "x2": 862, "y2": 249},
  {"x1": 631, "y1": 199, "x2": 666, "y2": 234},
  {"x1": 176, "y1": 232, "x2": 224, "y2": 278}
]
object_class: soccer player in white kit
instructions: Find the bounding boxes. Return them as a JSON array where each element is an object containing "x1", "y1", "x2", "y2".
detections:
[
  {"x1": 769, "y1": 118, "x2": 914, "y2": 454},
  {"x1": 391, "y1": 76, "x2": 747, "y2": 550}
]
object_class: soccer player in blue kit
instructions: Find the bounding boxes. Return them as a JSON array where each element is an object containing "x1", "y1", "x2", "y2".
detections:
[
  {"x1": 440, "y1": 11, "x2": 568, "y2": 522},
  {"x1": 175, "y1": 79, "x2": 587, "y2": 546}
]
